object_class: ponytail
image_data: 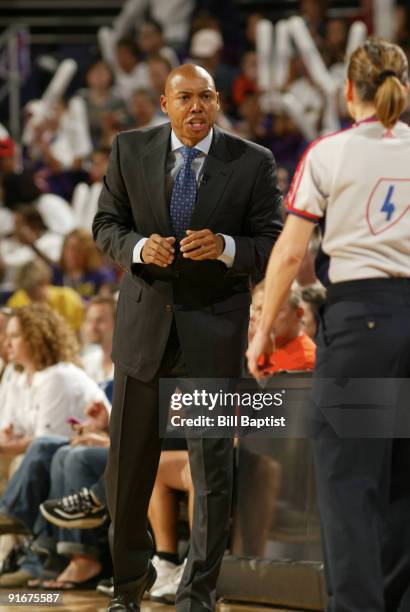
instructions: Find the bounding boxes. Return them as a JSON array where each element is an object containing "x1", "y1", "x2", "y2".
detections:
[{"x1": 374, "y1": 75, "x2": 407, "y2": 129}]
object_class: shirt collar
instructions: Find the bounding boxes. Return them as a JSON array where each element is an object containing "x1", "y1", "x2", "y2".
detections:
[{"x1": 171, "y1": 128, "x2": 213, "y2": 156}]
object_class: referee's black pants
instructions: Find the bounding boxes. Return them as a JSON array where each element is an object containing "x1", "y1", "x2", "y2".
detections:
[
  {"x1": 105, "y1": 322, "x2": 234, "y2": 612},
  {"x1": 312, "y1": 278, "x2": 410, "y2": 612}
]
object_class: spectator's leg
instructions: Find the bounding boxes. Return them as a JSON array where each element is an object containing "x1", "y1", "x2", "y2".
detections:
[
  {"x1": 42, "y1": 447, "x2": 108, "y2": 587},
  {"x1": 0, "y1": 437, "x2": 69, "y2": 531},
  {"x1": 148, "y1": 450, "x2": 193, "y2": 555},
  {"x1": 55, "y1": 446, "x2": 108, "y2": 555}
]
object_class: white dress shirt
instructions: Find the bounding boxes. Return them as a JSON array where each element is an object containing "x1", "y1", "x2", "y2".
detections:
[{"x1": 133, "y1": 128, "x2": 236, "y2": 267}]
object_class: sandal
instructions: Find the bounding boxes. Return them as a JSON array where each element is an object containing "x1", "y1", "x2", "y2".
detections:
[{"x1": 37, "y1": 574, "x2": 102, "y2": 591}]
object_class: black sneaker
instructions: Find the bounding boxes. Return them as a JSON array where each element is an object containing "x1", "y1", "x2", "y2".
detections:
[{"x1": 39, "y1": 487, "x2": 108, "y2": 529}]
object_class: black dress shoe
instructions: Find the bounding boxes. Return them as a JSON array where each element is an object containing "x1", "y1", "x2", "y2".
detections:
[
  {"x1": 107, "y1": 593, "x2": 139, "y2": 611},
  {"x1": 107, "y1": 561, "x2": 157, "y2": 611}
]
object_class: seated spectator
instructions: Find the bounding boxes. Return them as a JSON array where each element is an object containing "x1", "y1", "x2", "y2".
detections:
[
  {"x1": 0, "y1": 304, "x2": 108, "y2": 456},
  {"x1": 0, "y1": 399, "x2": 110, "y2": 587},
  {"x1": 111, "y1": 0, "x2": 194, "y2": 50},
  {"x1": 250, "y1": 285, "x2": 316, "y2": 374},
  {"x1": 286, "y1": 57, "x2": 324, "y2": 132},
  {"x1": 2, "y1": 173, "x2": 75, "y2": 236},
  {"x1": 0, "y1": 206, "x2": 64, "y2": 296},
  {"x1": 72, "y1": 148, "x2": 110, "y2": 233},
  {"x1": 189, "y1": 28, "x2": 238, "y2": 113},
  {"x1": 137, "y1": 19, "x2": 179, "y2": 68},
  {"x1": 13, "y1": 205, "x2": 63, "y2": 261},
  {"x1": 235, "y1": 93, "x2": 272, "y2": 146},
  {"x1": 147, "y1": 55, "x2": 173, "y2": 112},
  {"x1": 270, "y1": 112, "x2": 308, "y2": 177},
  {"x1": 126, "y1": 87, "x2": 169, "y2": 129},
  {"x1": 76, "y1": 58, "x2": 128, "y2": 149},
  {"x1": 323, "y1": 19, "x2": 348, "y2": 67},
  {"x1": 81, "y1": 296, "x2": 115, "y2": 383},
  {"x1": 300, "y1": 0, "x2": 328, "y2": 48},
  {"x1": 99, "y1": 34, "x2": 150, "y2": 102},
  {"x1": 51, "y1": 229, "x2": 115, "y2": 302},
  {"x1": 277, "y1": 166, "x2": 290, "y2": 199},
  {"x1": 300, "y1": 283, "x2": 326, "y2": 340},
  {"x1": 25, "y1": 98, "x2": 92, "y2": 201},
  {"x1": 232, "y1": 50, "x2": 258, "y2": 108},
  {"x1": 243, "y1": 13, "x2": 263, "y2": 51},
  {"x1": 0, "y1": 307, "x2": 11, "y2": 380},
  {"x1": 7, "y1": 260, "x2": 84, "y2": 332}
]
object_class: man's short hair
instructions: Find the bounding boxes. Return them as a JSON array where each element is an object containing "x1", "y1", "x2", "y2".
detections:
[
  {"x1": 15, "y1": 204, "x2": 47, "y2": 231},
  {"x1": 116, "y1": 37, "x2": 139, "y2": 57},
  {"x1": 301, "y1": 284, "x2": 326, "y2": 315},
  {"x1": 287, "y1": 287, "x2": 303, "y2": 310},
  {"x1": 88, "y1": 295, "x2": 117, "y2": 318}
]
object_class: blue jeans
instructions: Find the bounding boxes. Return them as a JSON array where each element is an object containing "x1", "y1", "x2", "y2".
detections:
[
  {"x1": 0, "y1": 436, "x2": 69, "y2": 529},
  {"x1": 48, "y1": 444, "x2": 108, "y2": 557},
  {"x1": 0, "y1": 437, "x2": 108, "y2": 574}
]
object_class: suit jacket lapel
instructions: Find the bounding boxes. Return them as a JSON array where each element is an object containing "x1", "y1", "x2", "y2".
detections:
[
  {"x1": 141, "y1": 123, "x2": 173, "y2": 236},
  {"x1": 190, "y1": 126, "x2": 233, "y2": 230}
]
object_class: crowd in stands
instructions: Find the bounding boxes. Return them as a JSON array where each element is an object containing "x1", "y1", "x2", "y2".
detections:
[{"x1": 0, "y1": 0, "x2": 408, "y2": 602}]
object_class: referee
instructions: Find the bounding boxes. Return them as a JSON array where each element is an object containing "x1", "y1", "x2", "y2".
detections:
[{"x1": 247, "y1": 38, "x2": 410, "y2": 612}]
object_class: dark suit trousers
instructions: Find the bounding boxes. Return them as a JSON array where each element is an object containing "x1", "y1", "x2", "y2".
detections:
[{"x1": 105, "y1": 322, "x2": 234, "y2": 612}]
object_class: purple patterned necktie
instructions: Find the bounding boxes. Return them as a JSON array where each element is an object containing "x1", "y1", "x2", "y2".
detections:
[{"x1": 170, "y1": 146, "x2": 201, "y2": 242}]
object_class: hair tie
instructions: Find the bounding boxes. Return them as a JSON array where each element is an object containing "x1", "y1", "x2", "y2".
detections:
[{"x1": 376, "y1": 70, "x2": 398, "y2": 86}]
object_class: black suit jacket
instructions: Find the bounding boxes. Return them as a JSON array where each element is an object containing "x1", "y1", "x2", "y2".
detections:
[{"x1": 93, "y1": 123, "x2": 283, "y2": 381}]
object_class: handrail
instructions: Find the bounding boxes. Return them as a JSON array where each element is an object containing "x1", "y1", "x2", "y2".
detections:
[{"x1": 0, "y1": 24, "x2": 30, "y2": 140}]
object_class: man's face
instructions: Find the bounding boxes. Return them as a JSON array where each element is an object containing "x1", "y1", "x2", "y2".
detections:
[
  {"x1": 116, "y1": 46, "x2": 137, "y2": 73},
  {"x1": 138, "y1": 23, "x2": 162, "y2": 54},
  {"x1": 160, "y1": 70, "x2": 220, "y2": 146},
  {"x1": 90, "y1": 152, "x2": 109, "y2": 184},
  {"x1": 272, "y1": 302, "x2": 300, "y2": 341},
  {"x1": 130, "y1": 93, "x2": 155, "y2": 126},
  {"x1": 300, "y1": 300, "x2": 317, "y2": 339},
  {"x1": 248, "y1": 289, "x2": 264, "y2": 341},
  {"x1": 83, "y1": 304, "x2": 114, "y2": 346}
]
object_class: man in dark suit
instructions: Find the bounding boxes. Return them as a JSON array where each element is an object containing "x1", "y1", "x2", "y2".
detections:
[{"x1": 93, "y1": 64, "x2": 282, "y2": 611}]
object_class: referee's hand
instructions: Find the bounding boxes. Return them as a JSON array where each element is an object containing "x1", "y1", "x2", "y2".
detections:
[{"x1": 246, "y1": 328, "x2": 275, "y2": 380}]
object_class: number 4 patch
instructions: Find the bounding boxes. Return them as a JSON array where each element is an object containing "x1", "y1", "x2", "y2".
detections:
[{"x1": 366, "y1": 179, "x2": 410, "y2": 235}]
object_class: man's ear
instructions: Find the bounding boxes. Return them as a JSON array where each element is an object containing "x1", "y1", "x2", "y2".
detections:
[
  {"x1": 160, "y1": 95, "x2": 168, "y2": 114},
  {"x1": 345, "y1": 79, "x2": 354, "y2": 103},
  {"x1": 216, "y1": 91, "x2": 221, "y2": 111}
]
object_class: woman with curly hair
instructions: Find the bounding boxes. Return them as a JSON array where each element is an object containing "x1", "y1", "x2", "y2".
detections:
[
  {"x1": 51, "y1": 229, "x2": 116, "y2": 301},
  {"x1": 1, "y1": 303, "x2": 110, "y2": 456}
]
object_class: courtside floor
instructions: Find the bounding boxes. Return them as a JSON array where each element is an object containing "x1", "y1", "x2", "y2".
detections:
[{"x1": 0, "y1": 590, "x2": 309, "y2": 611}]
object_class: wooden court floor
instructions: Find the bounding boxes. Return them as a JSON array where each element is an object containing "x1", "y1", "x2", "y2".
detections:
[{"x1": 0, "y1": 589, "x2": 309, "y2": 611}]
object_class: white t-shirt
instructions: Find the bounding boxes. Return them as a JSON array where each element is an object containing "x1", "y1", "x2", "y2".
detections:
[
  {"x1": 82, "y1": 345, "x2": 114, "y2": 384},
  {"x1": 286, "y1": 118, "x2": 410, "y2": 283},
  {"x1": 1, "y1": 362, "x2": 110, "y2": 438}
]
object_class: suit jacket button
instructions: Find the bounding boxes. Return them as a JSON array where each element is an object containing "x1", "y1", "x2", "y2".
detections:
[{"x1": 165, "y1": 304, "x2": 172, "y2": 312}]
